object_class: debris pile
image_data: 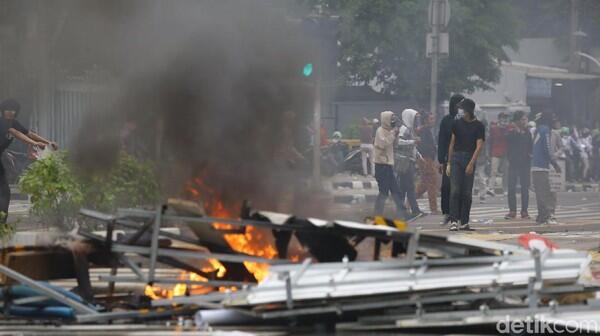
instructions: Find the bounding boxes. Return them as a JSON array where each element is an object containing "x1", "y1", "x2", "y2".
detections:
[{"x1": 0, "y1": 201, "x2": 599, "y2": 334}]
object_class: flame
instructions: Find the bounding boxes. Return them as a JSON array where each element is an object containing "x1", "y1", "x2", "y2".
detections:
[
  {"x1": 144, "y1": 255, "x2": 227, "y2": 299},
  {"x1": 186, "y1": 178, "x2": 278, "y2": 282},
  {"x1": 144, "y1": 176, "x2": 280, "y2": 300}
]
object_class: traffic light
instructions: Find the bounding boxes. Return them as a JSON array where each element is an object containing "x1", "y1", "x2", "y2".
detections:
[{"x1": 302, "y1": 63, "x2": 313, "y2": 77}]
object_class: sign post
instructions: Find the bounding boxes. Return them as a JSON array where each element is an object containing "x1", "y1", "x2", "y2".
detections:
[{"x1": 427, "y1": 0, "x2": 450, "y2": 119}]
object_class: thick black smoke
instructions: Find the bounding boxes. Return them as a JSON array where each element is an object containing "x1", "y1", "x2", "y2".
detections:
[{"x1": 71, "y1": 1, "x2": 315, "y2": 211}]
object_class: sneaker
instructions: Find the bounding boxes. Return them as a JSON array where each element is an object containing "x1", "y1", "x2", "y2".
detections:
[
  {"x1": 486, "y1": 189, "x2": 495, "y2": 197},
  {"x1": 521, "y1": 212, "x2": 530, "y2": 219},
  {"x1": 504, "y1": 212, "x2": 517, "y2": 220},
  {"x1": 407, "y1": 211, "x2": 426, "y2": 222},
  {"x1": 459, "y1": 221, "x2": 472, "y2": 230},
  {"x1": 546, "y1": 218, "x2": 558, "y2": 225},
  {"x1": 449, "y1": 221, "x2": 459, "y2": 231},
  {"x1": 440, "y1": 215, "x2": 450, "y2": 226},
  {"x1": 479, "y1": 196, "x2": 486, "y2": 204}
]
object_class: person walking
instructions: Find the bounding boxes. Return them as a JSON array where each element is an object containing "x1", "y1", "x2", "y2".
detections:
[
  {"x1": 415, "y1": 112, "x2": 439, "y2": 214},
  {"x1": 486, "y1": 112, "x2": 508, "y2": 196},
  {"x1": 373, "y1": 111, "x2": 404, "y2": 218},
  {"x1": 550, "y1": 118, "x2": 564, "y2": 214},
  {"x1": 359, "y1": 118, "x2": 375, "y2": 176},
  {"x1": 531, "y1": 113, "x2": 561, "y2": 225},
  {"x1": 504, "y1": 111, "x2": 533, "y2": 219},
  {"x1": 446, "y1": 98, "x2": 485, "y2": 231},
  {"x1": 438, "y1": 93, "x2": 464, "y2": 225},
  {"x1": 396, "y1": 108, "x2": 424, "y2": 220},
  {"x1": 579, "y1": 128, "x2": 592, "y2": 181}
]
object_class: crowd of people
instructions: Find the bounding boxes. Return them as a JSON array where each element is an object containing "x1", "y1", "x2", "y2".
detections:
[{"x1": 348, "y1": 93, "x2": 598, "y2": 231}]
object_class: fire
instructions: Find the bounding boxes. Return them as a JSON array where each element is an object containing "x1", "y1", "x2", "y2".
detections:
[
  {"x1": 144, "y1": 271, "x2": 213, "y2": 300},
  {"x1": 186, "y1": 177, "x2": 278, "y2": 283},
  {"x1": 144, "y1": 257, "x2": 227, "y2": 299},
  {"x1": 144, "y1": 176, "x2": 280, "y2": 300}
]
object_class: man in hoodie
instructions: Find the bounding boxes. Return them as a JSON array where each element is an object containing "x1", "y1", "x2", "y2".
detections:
[
  {"x1": 532, "y1": 112, "x2": 561, "y2": 225},
  {"x1": 396, "y1": 109, "x2": 424, "y2": 220},
  {"x1": 373, "y1": 111, "x2": 404, "y2": 218},
  {"x1": 0, "y1": 99, "x2": 57, "y2": 223},
  {"x1": 438, "y1": 93, "x2": 464, "y2": 225},
  {"x1": 446, "y1": 98, "x2": 485, "y2": 231},
  {"x1": 504, "y1": 111, "x2": 533, "y2": 219}
]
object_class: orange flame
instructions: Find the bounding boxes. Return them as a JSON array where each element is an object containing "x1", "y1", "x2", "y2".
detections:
[{"x1": 144, "y1": 176, "x2": 280, "y2": 300}]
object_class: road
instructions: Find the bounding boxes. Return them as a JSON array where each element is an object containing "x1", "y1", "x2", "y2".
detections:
[{"x1": 330, "y1": 191, "x2": 600, "y2": 251}]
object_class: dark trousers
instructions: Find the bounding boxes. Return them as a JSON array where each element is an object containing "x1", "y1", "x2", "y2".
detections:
[
  {"x1": 397, "y1": 163, "x2": 419, "y2": 216},
  {"x1": 0, "y1": 163, "x2": 9, "y2": 223},
  {"x1": 440, "y1": 163, "x2": 451, "y2": 215},
  {"x1": 374, "y1": 163, "x2": 404, "y2": 219},
  {"x1": 507, "y1": 162, "x2": 530, "y2": 213},
  {"x1": 449, "y1": 152, "x2": 475, "y2": 225}
]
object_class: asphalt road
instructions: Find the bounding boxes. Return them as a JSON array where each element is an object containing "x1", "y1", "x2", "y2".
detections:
[{"x1": 330, "y1": 191, "x2": 600, "y2": 251}]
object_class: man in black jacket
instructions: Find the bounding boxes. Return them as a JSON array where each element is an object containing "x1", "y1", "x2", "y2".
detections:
[{"x1": 438, "y1": 93, "x2": 464, "y2": 225}]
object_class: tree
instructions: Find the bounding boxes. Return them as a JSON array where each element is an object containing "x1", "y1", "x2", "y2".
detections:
[{"x1": 304, "y1": 0, "x2": 520, "y2": 104}]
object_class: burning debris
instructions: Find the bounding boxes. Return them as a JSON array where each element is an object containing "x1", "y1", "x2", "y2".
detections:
[{"x1": 0, "y1": 197, "x2": 599, "y2": 334}]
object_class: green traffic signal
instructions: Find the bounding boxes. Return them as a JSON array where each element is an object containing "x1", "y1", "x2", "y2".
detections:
[{"x1": 302, "y1": 63, "x2": 313, "y2": 77}]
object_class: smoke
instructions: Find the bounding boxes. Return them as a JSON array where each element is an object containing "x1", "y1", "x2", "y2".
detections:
[{"x1": 69, "y1": 0, "x2": 316, "y2": 212}]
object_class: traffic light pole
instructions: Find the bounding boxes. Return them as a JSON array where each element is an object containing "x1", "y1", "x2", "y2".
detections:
[
  {"x1": 312, "y1": 78, "x2": 321, "y2": 187},
  {"x1": 429, "y1": 0, "x2": 440, "y2": 119}
]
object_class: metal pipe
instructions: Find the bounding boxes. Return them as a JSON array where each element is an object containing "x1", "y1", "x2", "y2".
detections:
[
  {"x1": 111, "y1": 243, "x2": 283, "y2": 265},
  {"x1": 120, "y1": 256, "x2": 146, "y2": 282},
  {"x1": 147, "y1": 206, "x2": 163, "y2": 283},
  {"x1": 98, "y1": 276, "x2": 250, "y2": 288},
  {"x1": 0, "y1": 264, "x2": 98, "y2": 315}
]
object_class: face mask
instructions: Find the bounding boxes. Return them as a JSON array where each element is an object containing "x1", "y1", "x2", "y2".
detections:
[{"x1": 456, "y1": 109, "x2": 464, "y2": 119}]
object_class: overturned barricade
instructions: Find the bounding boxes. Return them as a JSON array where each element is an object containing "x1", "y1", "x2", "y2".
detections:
[{"x1": 1, "y1": 200, "x2": 599, "y2": 334}]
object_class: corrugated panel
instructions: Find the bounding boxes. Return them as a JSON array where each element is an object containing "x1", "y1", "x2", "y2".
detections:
[{"x1": 52, "y1": 86, "x2": 98, "y2": 149}]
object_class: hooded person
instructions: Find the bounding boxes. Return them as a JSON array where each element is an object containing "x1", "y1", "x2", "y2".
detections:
[
  {"x1": 373, "y1": 111, "x2": 404, "y2": 218},
  {"x1": 396, "y1": 108, "x2": 424, "y2": 220},
  {"x1": 329, "y1": 131, "x2": 348, "y2": 172},
  {"x1": 438, "y1": 94, "x2": 464, "y2": 225},
  {"x1": 0, "y1": 99, "x2": 58, "y2": 223}
]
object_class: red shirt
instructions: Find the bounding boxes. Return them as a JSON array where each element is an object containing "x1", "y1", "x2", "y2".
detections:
[{"x1": 489, "y1": 123, "x2": 508, "y2": 157}]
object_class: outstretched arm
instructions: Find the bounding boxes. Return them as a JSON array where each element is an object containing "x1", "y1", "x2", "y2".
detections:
[
  {"x1": 9, "y1": 128, "x2": 45, "y2": 148},
  {"x1": 27, "y1": 131, "x2": 58, "y2": 149}
]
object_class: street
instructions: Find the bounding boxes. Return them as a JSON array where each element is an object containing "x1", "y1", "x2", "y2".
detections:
[{"x1": 330, "y1": 188, "x2": 600, "y2": 251}]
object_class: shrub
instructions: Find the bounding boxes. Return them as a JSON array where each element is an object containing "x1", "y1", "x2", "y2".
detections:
[{"x1": 19, "y1": 151, "x2": 159, "y2": 229}]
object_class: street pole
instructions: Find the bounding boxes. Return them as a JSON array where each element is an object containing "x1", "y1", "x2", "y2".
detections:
[
  {"x1": 429, "y1": 0, "x2": 440, "y2": 118},
  {"x1": 312, "y1": 78, "x2": 321, "y2": 187},
  {"x1": 569, "y1": 0, "x2": 580, "y2": 73}
]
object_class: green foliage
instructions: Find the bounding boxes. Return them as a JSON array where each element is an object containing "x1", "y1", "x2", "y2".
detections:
[
  {"x1": 81, "y1": 152, "x2": 160, "y2": 212},
  {"x1": 18, "y1": 152, "x2": 84, "y2": 229},
  {"x1": 304, "y1": 0, "x2": 520, "y2": 102},
  {"x1": 19, "y1": 151, "x2": 159, "y2": 229},
  {"x1": 0, "y1": 212, "x2": 16, "y2": 242}
]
